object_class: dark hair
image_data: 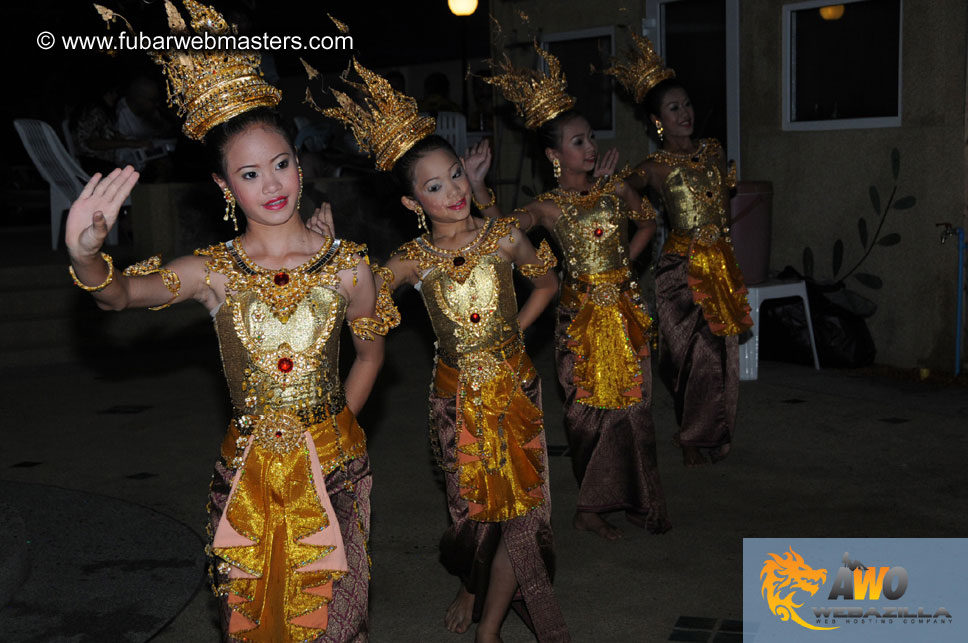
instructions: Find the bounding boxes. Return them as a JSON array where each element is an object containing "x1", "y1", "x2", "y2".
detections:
[
  {"x1": 643, "y1": 78, "x2": 687, "y2": 143},
  {"x1": 390, "y1": 134, "x2": 458, "y2": 197},
  {"x1": 536, "y1": 109, "x2": 584, "y2": 151},
  {"x1": 204, "y1": 107, "x2": 294, "y2": 177}
]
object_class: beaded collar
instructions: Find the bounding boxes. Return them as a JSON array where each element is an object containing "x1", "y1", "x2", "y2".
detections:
[
  {"x1": 398, "y1": 217, "x2": 517, "y2": 283},
  {"x1": 648, "y1": 139, "x2": 713, "y2": 169},
  {"x1": 197, "y1": 237, "x2": 354, "y2": 323},
  {"x1": 537, "y1": 170, "x2": 630, "y2": 212}
]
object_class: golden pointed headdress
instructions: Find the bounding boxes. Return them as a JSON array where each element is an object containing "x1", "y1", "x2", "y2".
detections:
[
  {"x1": 603, "y1": 31, "x2": 675, "y2": 104},
  {"x1": 482, "y1": 41, "x2": 576, "y2": 130},
  {"x1": 94, "y1": 0, "x2": 281, "y2": 140},
  {"x1": 304, "y1": 58, "x2": 436, "y2": 171}
]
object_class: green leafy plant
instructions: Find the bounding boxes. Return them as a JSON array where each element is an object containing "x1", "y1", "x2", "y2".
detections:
[{"x1": 802, "y1": 148, "x2": 916, "y2": 289}]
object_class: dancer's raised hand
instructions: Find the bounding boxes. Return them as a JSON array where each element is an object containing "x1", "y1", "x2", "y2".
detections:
[
  {"x1": 593, "y1": 148, "x2": 619, "y2": 179},
  {"x1": 306, "y1": 202, "x2": 336, "y2": 237},
  {"x1": 462, "y1": 138, "x2": 491, "y2": 186},
  {"x1": 65, "y1": 166, "x2": 139, "y2": 257}
]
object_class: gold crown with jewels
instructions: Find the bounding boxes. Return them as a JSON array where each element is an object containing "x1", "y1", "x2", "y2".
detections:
[
  {"x1": 94, "y1": 0, "x2": 281, "y2": 141},
  {"x1": 304, "y1": 57, "x2": 436, "y2": 171},
  {"x1": 482, "y1": 40, "x2": 576, "y2": 130},
  {"x1": 602, "y1": 31, "x2": 675, "y2": 104}
]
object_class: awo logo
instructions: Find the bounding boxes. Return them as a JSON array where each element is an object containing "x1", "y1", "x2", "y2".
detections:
[
  {"x1": 759, "y1": 547, "x2": 954, "y2": 632},
  {"x1": 760, "y1": 547, "x2": 835, "y2": 631}
]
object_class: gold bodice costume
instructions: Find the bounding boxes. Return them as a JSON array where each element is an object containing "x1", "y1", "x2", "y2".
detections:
[
  {"x1": 535, "y1": 174, "x2": 655, "y2": 410},
  {"x1": 649, "y1": 139, "x2": 752, "y2": 336},
  {"x1": 396, "y1": 217, "x2": 555, "y2": 523},
  {"x1": 194, "y1": 237, "x2": 397, "y2": 641}
]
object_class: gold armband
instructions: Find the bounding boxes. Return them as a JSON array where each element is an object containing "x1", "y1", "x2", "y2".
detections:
[
  {"x1": 123, "y1": 254, "x2": 181, "y2": 310},
  {"x1": 349, "y1": 317, "x2": 388, "y2": 341},
  {"x1": 518, "y1": 239, "x2": 557, "y2": 278},
  {"x1": 726, "y1": 160, "x2": 737, "y2": 189},
  {"x1": 349, "y1": 263, "x2": 401, "y2": 340},
  {"x1": 372, "y1": 264, "x2": 401, "y2": 330},
  {"x1": 472, "y1": 187, "x2": 497, "y2": 210},
  {"x1": 69, "y1": 252, "x2": 114, "y2": 292},
  {"x1": 630, "y1": 198, "x2": 658, "y2": 223}
]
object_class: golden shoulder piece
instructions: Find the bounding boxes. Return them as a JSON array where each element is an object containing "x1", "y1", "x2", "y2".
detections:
[
  {"x1": 305, "y1": 57, "x2": 436, "y2": 171},
  {"x1": 94, "y1": 0, "x2": 281, "y2": 140},
  {"x1": 603, "y1": 31, "x2": 675, "y2": 104},
  {"x1": 518, "y1": 240, "x2": 557, "y2": 278},
  {"x1": 348, "y1": 264, "x2": 401, "y2": 341},
  {"x1": 123, "y1": 254, "x2": 182, "y2": 310},
  {"x1": 482, "y1": 41, "x2": 576, "y2": 130}
]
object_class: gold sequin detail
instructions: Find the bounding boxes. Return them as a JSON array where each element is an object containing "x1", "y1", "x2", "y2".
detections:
[
  {"x1": 560, "y1": 269, "x2": 652, "y2": 408},
  {"x1": 543, "y1": 175, "x2": 633, "y2": 277},
  {"x1": 433, "y1": 261, "x2": 500, "y2": 353},
  {"x1": 663, "y1": 232, "x2": 753, "y2": 337},
  {"x1": 649, "y1": 139, "x2": 731, "y2": 233},
  {"x1": 433, "y1": 341, "x2": 546, "y2": 523}
]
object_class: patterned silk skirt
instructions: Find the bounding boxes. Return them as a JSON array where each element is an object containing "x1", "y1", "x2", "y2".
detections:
[
  {"x1": 555, "y1": 303, "x2": 671, "y2": 533},
  {"x1": 429, "y1": 352, "x2": 570, "y2": 642},
  {"x1": 655, "y1": 251, "x2": 739, "y2": 459}
]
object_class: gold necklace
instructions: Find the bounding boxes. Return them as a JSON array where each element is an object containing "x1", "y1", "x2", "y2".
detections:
[
  {"x1": 404, "y1": 217, "x2": 512, "y2": 283},
  {"x1": 223, "y1": 237, "x2": 341, "y2": 323}
]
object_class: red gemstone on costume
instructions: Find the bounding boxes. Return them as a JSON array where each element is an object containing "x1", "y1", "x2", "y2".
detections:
[
  {"x1": 274, "y1": 272, "x2": 290, "y2": 286},
  {"x1": 277, "y1": 357, "x2": 293, "y2": 372},
  {"x1": 594, "y1": 227, "x2": 604, "y2": 237},
  {"x1": 453, "y1": 256, "x2": 466, "y2": 267},
  {"x1": 275, "y1": 430, "x2": 283, "y2": 438},
  {"x1": 470, "y1": 313, "x2": 481, "y2": 323}
]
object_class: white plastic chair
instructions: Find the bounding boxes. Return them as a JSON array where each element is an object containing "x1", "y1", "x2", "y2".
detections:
[
  {"x1": 61, "y1": 118, "x2": 79, "y2": 158},
  {"x1": 739, "y1": 279, "x2": 821, "y2": 380},
  {"x1": 435, "y1": 111, "x2": 468, "y2": 157},
  {"x1": 14, "y1": 118, "x2": 121, "y2": 249}
]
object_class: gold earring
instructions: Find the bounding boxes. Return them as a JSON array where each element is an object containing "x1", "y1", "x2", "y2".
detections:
[
  {"x1": 552, "y1": 158, "x2": 561, "y2": 180},
  {"x1": 414, "y1": 205, "x2": 428, "y2": 233},
  {"x1": 297, "y1": 165, "x2": 304, "y2": 213},
  {"x1": 222, "y1": 187, "x2": 238, "y2": 232},
  {"x1": 655, "y1": 122, "x2": 665, "y2": 142}
]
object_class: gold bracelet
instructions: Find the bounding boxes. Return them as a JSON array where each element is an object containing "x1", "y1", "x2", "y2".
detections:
[
  {"x1": 68, "y1": 252, "x2": 114, "y2": 292},
  {"x1": 472, "y1": 187, "x2": 496, "y2": 210}
]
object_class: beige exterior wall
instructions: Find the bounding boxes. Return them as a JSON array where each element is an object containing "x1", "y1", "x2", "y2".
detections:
[
  {"x1": 490, "y1": 0, "x2": 967, "y2": 370},
  {"x1": 741, "y1": 0, "x2": 966, "y2": 369}
]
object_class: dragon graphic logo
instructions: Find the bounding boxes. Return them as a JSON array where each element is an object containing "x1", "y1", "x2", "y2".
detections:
[{"x1": 760, "y1": 547, "x2": 838, "y2": 631}]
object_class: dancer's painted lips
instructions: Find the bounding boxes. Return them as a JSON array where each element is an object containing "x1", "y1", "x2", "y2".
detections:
[
  {"x1": 448, "y1": 198, "x2": 467, "y2": 210},
  {"x1": 263, "y1": 196, "x2": 288, "y2": 210}
]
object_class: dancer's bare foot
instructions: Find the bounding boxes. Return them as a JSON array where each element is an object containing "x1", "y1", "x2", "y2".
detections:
[
  {"x1": 445, "y1": 585, "x2": 475, "y2": 633},
  {"x1": 475, "y1": 631, "x2": 504, "y2": 643},
  {"x1": 573, "y1": 511, "x2": 623, "y2": 540},
  {"x1": 682, "y1": 445, "x2": 708, "y2": 468}
]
